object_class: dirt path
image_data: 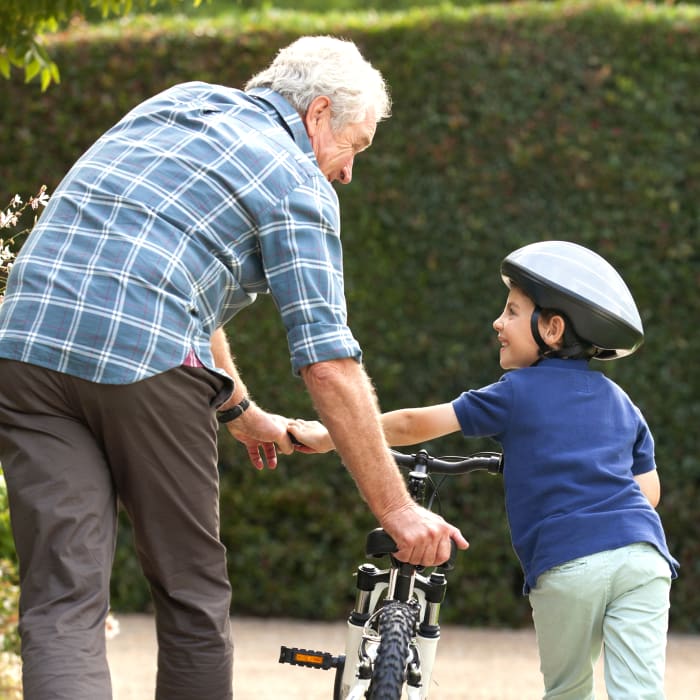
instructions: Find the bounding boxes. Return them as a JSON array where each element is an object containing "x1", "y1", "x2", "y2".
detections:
[{"x1": 107, "y1": 614, "x2": 700, "y2": 699}]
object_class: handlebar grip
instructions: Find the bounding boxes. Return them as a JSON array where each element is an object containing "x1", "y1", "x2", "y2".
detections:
[
  {"x1": 365, "y1": 528, "x2": 457, "y2": 570},
  {"x1": 365, "y1": 528, "x2": 397, "y2": 558},
  {"x1": 440, "y1": 540, "x2": 457, "y2": 571}
]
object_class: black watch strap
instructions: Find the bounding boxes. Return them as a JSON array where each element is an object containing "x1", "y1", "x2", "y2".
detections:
[{"x1": 217, "y1": 397, "x2": 250, "y2": 423}]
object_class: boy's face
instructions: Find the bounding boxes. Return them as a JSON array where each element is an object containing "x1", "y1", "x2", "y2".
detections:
[{"x1": 493, "y1": 287, "x2": 540, "y2": 369}]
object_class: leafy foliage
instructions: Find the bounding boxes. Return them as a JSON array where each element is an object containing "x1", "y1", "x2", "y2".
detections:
[
  {"x1": 2, "y1": 2, "x2": 699, "y2": 630},
  {"x1": 0, "y1": 0, "x2": 206, "y2": 89},
  {"x1": 5, "y1": 1, "x2": 697, "y2": 89}
]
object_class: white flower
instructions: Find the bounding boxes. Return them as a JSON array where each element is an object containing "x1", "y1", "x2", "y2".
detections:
[
  {"x1": 105, "y1": 612, "x2": 120, "y2": 640},
  {"x1": 0, "y1": 210, "x2": 18, "y2": 229},
  {"x1": 30, "y1": 186, "x2": 49, "y2": 211},
  {"x1": 30, "y1": 195, "x2": 47, "y2": 210}
]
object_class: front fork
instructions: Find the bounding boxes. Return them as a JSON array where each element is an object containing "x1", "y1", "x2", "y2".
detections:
[{"x1": 339, "y1": 562, "x2": 447, "y2": 699}]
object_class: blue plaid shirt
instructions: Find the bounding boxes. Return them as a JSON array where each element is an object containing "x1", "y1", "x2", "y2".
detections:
[{"x1": 0, "y1": 82, "x2": 362, "y2": 384}]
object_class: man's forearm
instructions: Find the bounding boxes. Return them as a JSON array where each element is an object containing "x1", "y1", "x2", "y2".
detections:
[
  {"x1": 211, "y1": 327, "x2": 249, "y2": 409},
  {"x1": 301, "y1": 358, "x2": 412, "y2": 523}
]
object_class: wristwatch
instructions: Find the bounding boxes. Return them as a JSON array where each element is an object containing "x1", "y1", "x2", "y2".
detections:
[{"x1": 216, "y1": 397, "x2": 250, "y2": 423}]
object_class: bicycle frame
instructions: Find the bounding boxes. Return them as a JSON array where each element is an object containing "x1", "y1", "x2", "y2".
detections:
[{"x1": 280, "y1": 448, "x2": 502, "y2": 699}]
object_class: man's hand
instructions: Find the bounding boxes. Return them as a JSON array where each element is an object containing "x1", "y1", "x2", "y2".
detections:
[
  {"x1": 225, "y1": 403, "x2": 295, "y2": 470},
  {"x1": 379, "y1": 501, "x2": 469, "y2": 567}
]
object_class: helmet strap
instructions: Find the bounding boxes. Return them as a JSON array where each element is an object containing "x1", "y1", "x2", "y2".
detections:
[{"x1": 530, "y1": 308, "x2": 550, "y2": 355}]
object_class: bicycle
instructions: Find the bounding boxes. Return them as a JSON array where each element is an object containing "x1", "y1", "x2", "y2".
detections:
[{"x1": 279, "y1": 447, "x2": 503, "y2": 699}]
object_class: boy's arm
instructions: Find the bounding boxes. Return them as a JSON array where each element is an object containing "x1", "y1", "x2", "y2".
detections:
[
  {"x1": 634, "y1": 470, "x2": 661, "y2": 507},
  {"x1": 289, "y1": 402, "x2": 461, "y2": 451},
  {"x1": 381, "y1": 403, "x2": 461, "y2": 446}
]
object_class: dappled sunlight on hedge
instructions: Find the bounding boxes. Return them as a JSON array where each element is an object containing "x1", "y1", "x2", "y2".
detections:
[{"x1": 2, "y1": 1, "x2": 698, "y2": 631}]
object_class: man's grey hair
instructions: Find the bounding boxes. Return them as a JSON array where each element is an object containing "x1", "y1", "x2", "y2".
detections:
[{"x1": 246, "y1": 35, "x2": 391, "y2": 131}]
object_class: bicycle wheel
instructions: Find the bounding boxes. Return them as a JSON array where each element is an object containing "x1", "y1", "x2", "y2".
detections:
[{"x1": 366, "y1": 601, "x2": 418, "y2": 700}]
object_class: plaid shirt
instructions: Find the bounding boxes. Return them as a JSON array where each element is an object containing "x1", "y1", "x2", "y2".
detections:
[{"x1": 0, "y1": 82, "x2": 361, "y2": 383}]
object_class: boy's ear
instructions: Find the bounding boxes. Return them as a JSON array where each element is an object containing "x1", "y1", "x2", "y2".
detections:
[{"x1": 543, "y1": 314, "x2": 566, "y2": 347}]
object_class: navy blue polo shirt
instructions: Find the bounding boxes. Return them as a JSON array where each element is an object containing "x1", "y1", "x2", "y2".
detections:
[{"x1": 452, "y1": 358, "x2": 678, "y2": 592}]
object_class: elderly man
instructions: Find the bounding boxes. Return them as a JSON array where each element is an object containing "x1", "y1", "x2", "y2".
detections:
[{"x1": 0, "y1": 36, "x2": 467, "y2": 699}]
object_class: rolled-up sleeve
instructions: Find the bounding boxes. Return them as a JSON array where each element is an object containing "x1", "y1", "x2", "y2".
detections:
[{"x1": 258, "y1": 178, "x2": 362, "y2": 374}]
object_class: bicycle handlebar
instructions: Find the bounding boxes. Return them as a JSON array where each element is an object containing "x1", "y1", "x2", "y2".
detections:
[
  {"x1": 390, "y1": 448, "x2": 503, "y2": 475},
  {"x1": 287, "y1": 431, "x2": 503, "y2": 474},
  {"x1": 363, "y1": 449, "x2": 503, "y2": 568}
]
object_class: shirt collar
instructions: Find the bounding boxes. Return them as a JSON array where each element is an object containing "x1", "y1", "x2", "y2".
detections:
[
  {"x1": 246, "y1": 87, "x2": 316, "y2": 162},
  {"x1": 536, "y1": 357, "x2": 592, "y2": 371}
]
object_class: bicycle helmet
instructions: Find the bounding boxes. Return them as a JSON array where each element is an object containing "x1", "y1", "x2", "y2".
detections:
[{"x1": 500, "y1": 240, "x2": 644, "y2": 360}]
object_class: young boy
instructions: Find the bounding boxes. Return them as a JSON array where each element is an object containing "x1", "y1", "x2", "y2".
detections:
[{"x1": 289, "y1": 240, "x2": 678, "y2": 700}]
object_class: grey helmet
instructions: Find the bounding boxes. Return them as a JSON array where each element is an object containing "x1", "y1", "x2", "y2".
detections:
[{"x1": 500, "y1": 240, "x2": 644, "y2": 360}]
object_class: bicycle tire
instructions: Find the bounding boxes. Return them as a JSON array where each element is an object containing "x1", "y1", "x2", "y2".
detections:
[{"x1": 366, "y1": 601, "x2": 418, "y2": 700}]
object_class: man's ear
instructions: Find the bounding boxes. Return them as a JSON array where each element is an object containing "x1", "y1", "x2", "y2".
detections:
[
  {"x1": 541, "y1": 314, "x2": 566, "y2": 348},
  {"x1": 303, "y1": 96, "x2": 332, "y2": 137}
]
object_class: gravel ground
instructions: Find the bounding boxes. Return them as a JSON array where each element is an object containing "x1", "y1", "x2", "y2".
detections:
[{"x1": 108, "y1": 614, "x2": 700, "y2": 699}]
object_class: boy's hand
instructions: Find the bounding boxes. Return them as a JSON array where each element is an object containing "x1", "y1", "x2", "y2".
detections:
[{"x1": 287, "y1": 418, "x2": 335, "y2": 453}]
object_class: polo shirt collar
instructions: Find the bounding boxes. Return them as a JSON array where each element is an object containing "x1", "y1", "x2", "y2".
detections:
[{"x1": 537, "y1": 357, "x2": 591, "y2": 371}]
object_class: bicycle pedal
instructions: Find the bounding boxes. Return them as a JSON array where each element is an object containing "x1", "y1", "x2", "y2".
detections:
[{"x1": 279, "y1": 645, "x2": 342, "y2": 670}]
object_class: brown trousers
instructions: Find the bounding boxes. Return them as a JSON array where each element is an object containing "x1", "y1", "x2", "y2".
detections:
[{"x1": 0, "y1": 359, "x2": 234, "y2": 700}]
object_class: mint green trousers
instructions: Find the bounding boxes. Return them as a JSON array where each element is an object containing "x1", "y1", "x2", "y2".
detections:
[{"x1": 529, "y1": 543, "x2": 672, "y2": 700}]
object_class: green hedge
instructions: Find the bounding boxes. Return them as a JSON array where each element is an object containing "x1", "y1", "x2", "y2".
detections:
[{"x1": 2, "y1": 2, "x2": 699, "y2": 631}]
